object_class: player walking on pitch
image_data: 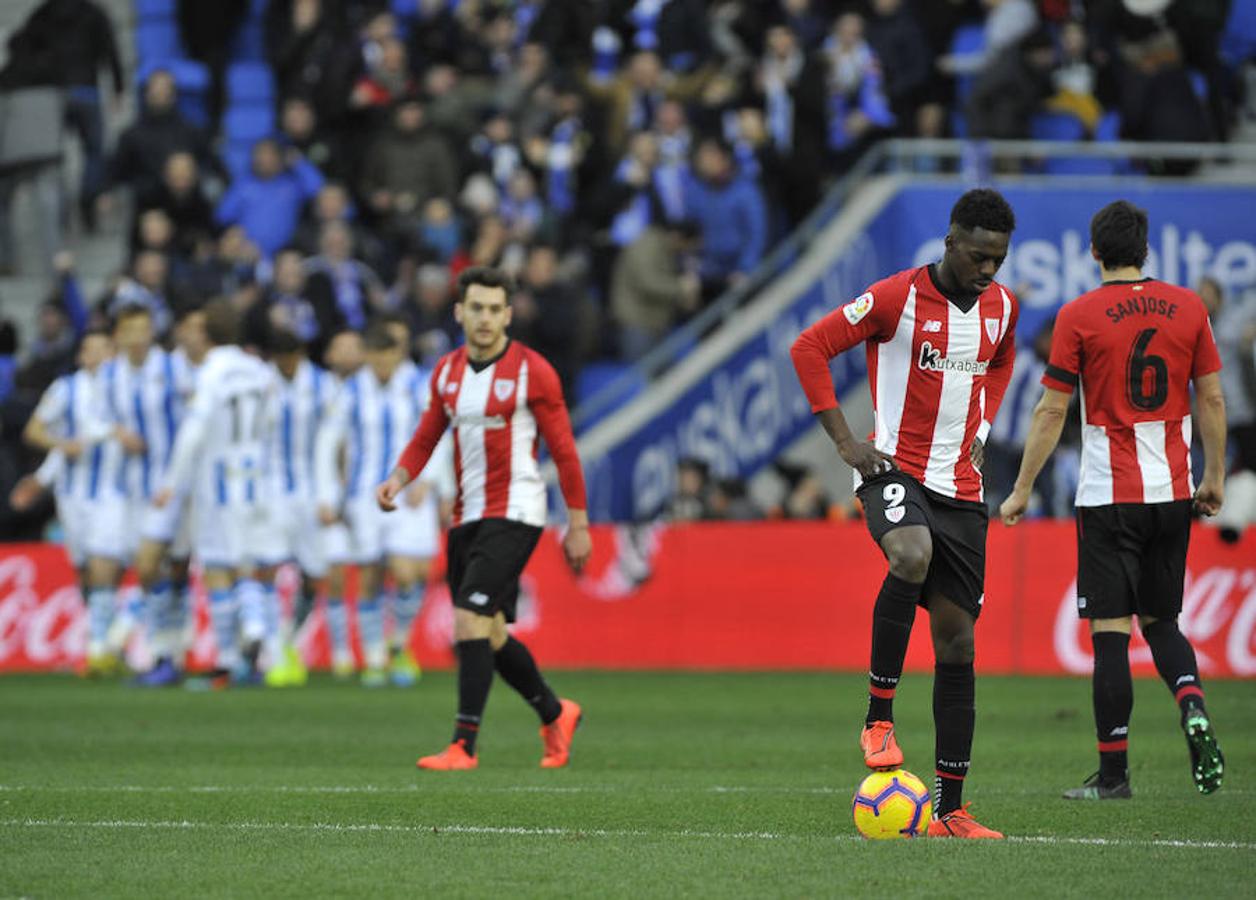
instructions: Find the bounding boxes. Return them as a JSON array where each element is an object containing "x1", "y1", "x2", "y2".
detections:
[
  {"x1": 791, "y1": 190, "x2": 1019, "y2": 838},
  {"x1": 1000, "y1": 200, "x2": 1226, "y2": 798},
  {"x1": 377, "y1": 266, "x2": 592, "y2": 770}
]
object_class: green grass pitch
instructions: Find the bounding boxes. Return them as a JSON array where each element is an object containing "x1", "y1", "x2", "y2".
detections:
[{"x1": 0, "y1": 672, "x2": 1251, "y2": 898}]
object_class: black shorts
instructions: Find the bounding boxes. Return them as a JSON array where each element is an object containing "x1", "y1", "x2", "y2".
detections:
[
  {"x1": 446, "y1": 518, "x2": 543, "y2": 623},
  {"x1": 857, "y1": 471, "x2": 989, "y2": 619},
  {"x1": 1075, "y1": 500, "x2": 1192, "y2": 620}
]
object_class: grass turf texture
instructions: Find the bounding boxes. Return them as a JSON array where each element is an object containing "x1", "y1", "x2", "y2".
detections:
[{"x1": 0, "y1": 672, "x2": 1251, "y2": 898}]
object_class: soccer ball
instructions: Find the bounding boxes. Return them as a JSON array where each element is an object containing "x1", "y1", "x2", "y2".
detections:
[{"x1": 851, "y1": 769, "x2": 931, "y2": 839}]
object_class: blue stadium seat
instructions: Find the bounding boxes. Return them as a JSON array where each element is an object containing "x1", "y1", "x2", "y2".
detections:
[
  {"x1": 134, "y1": 20, "x2": 183, "y2": 65},
  {"x1": 227, "y1": 62, "x2": 274, "y2": 105},
  {"x1": 1029, "y1": 111, "x2": 1086, "y2": 142},
  {"x1": 1094, "y1": 111, "x2": 1121, "y2": 143},
  {"x1": 948, "y1": 23, "x2": 986, "y2": 138},
  {"x1": 224, "y1": 106, "x2": 274, "y2": 144},
  {"x1": 230, "y1": 22, "x2": 267, "y2": 62},
  {"x1": 134, "y1": 0, "x2": 176, "y2": 21},
  {"x1": 1221, "y1": 0, "x2": 1256, "y2": 63}
]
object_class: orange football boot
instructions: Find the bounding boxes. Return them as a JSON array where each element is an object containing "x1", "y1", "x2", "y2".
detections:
[
  {"x1": 539, "y1": 698, "x2": 583, "y2": 768},
  {"x1": 860, "y1": 720, "x2": 904, "y2": 769},
  {"x1": 927, "y1": 804, "x2": 1004, "y2": 839},
  {"x1": 417, "y1": 739, "x2": 478, "y2": 771}
]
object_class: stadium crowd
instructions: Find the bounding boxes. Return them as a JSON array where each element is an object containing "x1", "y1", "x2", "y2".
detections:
[{"x1": 0, "y1": 0, "x2": 1254, "y2": 541}]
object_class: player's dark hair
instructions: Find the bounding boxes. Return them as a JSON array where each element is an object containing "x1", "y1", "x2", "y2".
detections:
[
  {"x1": 203, "y1": 298, "x2": 241, "y2": 346},
  {"x1": 362, "y1": 320, "x2": 400, "y2": 351},
  {"x1": 456, "y1": 266, "x2": 514, "y2": 303},
  {"x1": 112, "y1": 303, "x2": 153, "y2": 325},
  {"x1": 267, "y1": 328, "x2": 303, "y2": 356},
  {"x1": 950, "y1": 189, "x2": 1016, "y2": 235},
  {"x1": 1090, "y1": 200, "x2": 1149, "y2": 270}
]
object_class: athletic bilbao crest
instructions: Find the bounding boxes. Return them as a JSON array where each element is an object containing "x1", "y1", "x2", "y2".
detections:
[
  {"x1": 885, "y1": 506, "x2": 905, "y2": 524},
  {"x1": 493, "y1": 379, "x2": 516, "y2": 402},
  {"x1": 984, "y1": 318, "x2": 1000, "y2": 344}
]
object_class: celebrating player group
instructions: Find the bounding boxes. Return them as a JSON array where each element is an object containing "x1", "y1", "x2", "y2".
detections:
[{"x1": 17, "y1": 190, "x2": 1228, "y2": 818}]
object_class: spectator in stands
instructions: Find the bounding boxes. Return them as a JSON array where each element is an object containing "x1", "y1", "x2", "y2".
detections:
[
  {"x1": 822, "y1": 12, "x2": 896, "y2": 161},
  {"x1": 279, "y1": 95, "x2": 343, "y2": 181},
  {"x1": 651, "y1": 99, "x2": 692, "y2": 221},
  {"x1": 3, "y1": 0, "x2": 123, "y2": 231},
  {"x1": 468, "y1": 110, "x2": 526, "y2": 193},
  {"x1": 707, "y1": 477, "x2": 760, "y2": 520},
  {"x1": 105, "y1": 69, "x2": 217, "y2": 203},
  {"x1": 392, "y1": 262, "x2": 459, "y2": 367},
  {"x1": 939, "y1": 0, "x2": 1038, "y2": 76},
  {"x1": 181, "y1": 225, "x2": 260, "y2": 308},
  {"x1": 493, "y1": 41, "x2": 554, "y2": 132},
  {"x1": 1115, "y1": 26, "x2": 1213, "y2": 173},
  {"x1": 611, "y1": 219, "x2": 701, "y2": 360},
  {"x1": 215, "y1": 137, "x2": 325, "y2": 258},
  {"x1": 177, "y1": 0, "x2": 249, "y2": 130},
  {"x1": 601, "y1": 0, "x2": 711, "y2": 74},
  {"x1": 305, "y1": 220, "x2": 385, "y2": 332},
  {"x1": 500, "y1": 170, "x2": 548, "y2": 244},
  {"x1": 777, "y1": 463, "x2": 832, "y2": 520},
  {"x1": 682, "y1": 137, "x2": 766, "y2": 297},
  {"x1": 985, "y1": 320, "x2": 1055, "y2": 514},
  {"x1": 511, "y1": 244, "x2": 582, "y2": 399},
  {"x1": 265, "y1": 0, "x2": 345, "y2": 112},
  {"x1": 360, "y1": 97, "x2": 459, "y2": 238},
  {"x1": 104, "y1": 251, "x2": 175, "y2": 336},
  {"x1": 413, "y1": 198, "x2": 463, "y2": 265},
  {"x1": 965, "y1": 27, "x2": 1057, "y2": 139},
  {"x1": 350, "y1": 37, "x2": 416, "y2": 114},
  {"x1": 665, "y1": 457, "x2": 710, "y2": 522},
  {"x1": 865, "y1": 0, "x2": 941, "y2": 138},
  {"x1": 1044, "y1": 19, "x2": 1106, "y2": 134},
  {"x1": 134, "y1": 152, "x2": 213, "y2": 260},
  {"x1": 244, "y1": 246, "x2": 342, "y2": 360},
  {"x1": 588, "y1": 50, "x2": 711, "y2": 159},
  {"x1": 596, "y1": 131, "x2": 664, "y2": 248},
  {"x1": 515, "y1": 0, "x2": 595, "y2": 69},
  {"x1": 756, "y1": 23, "x2": 829, "y2": 225}
]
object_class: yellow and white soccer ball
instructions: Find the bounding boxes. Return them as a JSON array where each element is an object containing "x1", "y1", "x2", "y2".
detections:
[{"x1": 852, "y1": 769, "x2": 932, "y2": 839}]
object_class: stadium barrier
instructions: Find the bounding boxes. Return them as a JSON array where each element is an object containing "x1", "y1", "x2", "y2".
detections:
[{"x1": 2, "y1": 522, "x2": 1254, "y2": 676}]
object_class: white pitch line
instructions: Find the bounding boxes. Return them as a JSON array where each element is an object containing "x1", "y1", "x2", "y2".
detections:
[{"x1": 1, "y1": 818, "x2": 1254, "y2": 852}]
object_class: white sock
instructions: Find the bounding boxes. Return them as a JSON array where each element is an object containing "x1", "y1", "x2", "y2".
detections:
[
  {"x1": 86, "y1": 587, "x2": 114, "y2": 656},
  {"x1": 358, "y1": 594, "x2": 386, "y2": 670},
  {"x1": 326, "y1": 597, "x2": 350, "y2": 662},
  {"x1": 392, "y1": 584, "x2": 424, "y2": 654},
  {"x1": 208, "y1": 588, "x2": 240, "y2": 671}
]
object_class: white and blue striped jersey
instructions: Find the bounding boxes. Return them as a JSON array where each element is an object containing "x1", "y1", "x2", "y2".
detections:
[
  {"x1": 31, "y1": 367, "x2": 118, "y2": 503},
  {"x1": 100, "y1": 347, "x2": 196, "y2": 501},
  {"x1": 267, "y1": 359, "x2": 332, "y2": 501},
  {"x1": 315, "y1": 360, "x2": 436, "y2": 509},
  {"x1": 988, "y1": 347, "x2": 1048, "y2": 449},
  {"x1": 163, "y1": 345, "x2": 278, "y2": 507}
]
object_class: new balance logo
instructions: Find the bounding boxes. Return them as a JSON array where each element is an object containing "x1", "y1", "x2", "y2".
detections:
[{"x1": 922, "y1": 320, "x2": 942, "y2": 332}]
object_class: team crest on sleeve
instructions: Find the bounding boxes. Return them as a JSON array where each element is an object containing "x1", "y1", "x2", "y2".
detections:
[
  {"x1": 842, "y1": 292, "x2": 875, "y2": 325},
  {"x1": 984, "y1": 318, "x2": 1001, "y2": 344},
  {"x1": 493, "y1": 379, "x2": 516, "y2": 402}
]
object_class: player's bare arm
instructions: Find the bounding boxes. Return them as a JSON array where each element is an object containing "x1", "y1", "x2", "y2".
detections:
[
  {"x1": 563, "y1": 509, "x2": 592, "y2": 574},
  {"x1": 1192, "y1": 371, "x2": 1227, "y2": 517},
  {"x1": 814, "y1": 406, "x2": 896, "y2": 479},
  {"x1": 376, "y1": 466, "x2": 412, "y2": 512},
  {"x1": 1000, "y1": 388, "x2": 1070, "y2": 525}
]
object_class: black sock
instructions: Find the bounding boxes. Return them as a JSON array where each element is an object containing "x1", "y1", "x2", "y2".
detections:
[
  {"x1": 867, "y1": 573, "x2": 920, "y2": 724},
  {"x1": 933, "y1": 661, "x2": 974, "y2": 816},
  {"x1": 1092, "y1": 632, "x2": 1132, "y2": 783},
  {"x1": 1141, "y1": 619, "x2": 1206, "y2": 719},
  {"x1": 495, "y1": 636, "x2": 561, "y2": 724},
  {"x1": 453, "y1": 639, "x2": 494, "y2": 755}
]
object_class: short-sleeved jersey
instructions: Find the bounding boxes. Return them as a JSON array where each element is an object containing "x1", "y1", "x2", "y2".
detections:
[
  {"x1": 791, "y1": 266, "x2": 1019, "y2": 502},
  {"x1": 1041, "y1": 278, "x2": 1222, "y2": 507},
  {"x1": 396, "y1": 341, "x2": 587, "y2": 528},
  {"x1": 101, "y1": 347, "x2": 195, "y2": 501},
  {"x1": 267, "y1": 359, "x2": 331, "y2": 500},
  {"x1": 163, "y1": 345, "x2": 277, "y2": 508},
  {"x1": 32, "y1": 368, "x2": 117, "y2": 503}
]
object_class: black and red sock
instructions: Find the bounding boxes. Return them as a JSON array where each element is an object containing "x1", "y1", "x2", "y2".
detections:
[
  {"x1": 867, "y1": 573, "x2": 920, "y2": 724},
  {"x1": 1141, "y1": 619, "x2": 1206, "y2": 719},
  {"x1": 1092, "y1": 631, "x2": 1132, "y2": 783},
  {"x1": 495, "y1": 636, "x2": 561, "y2": 725},
  {"x1": 453, "y1": 639, "x2": 494, "y2": 755},
  {"x1": 933, "y1": 661, "x2": 974, "y2": 816}
]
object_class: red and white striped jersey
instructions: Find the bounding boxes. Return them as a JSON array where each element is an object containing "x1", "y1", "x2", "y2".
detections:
[
  {"x1": 791, "y1": 266, "x2": 1019, "y2": 503},
  {"x1": 1041, "y1": 278, "x2": 1221, "y2": 507},
  {"x1": 396, "y1": 341, "x2": 586, "y2": 527}
]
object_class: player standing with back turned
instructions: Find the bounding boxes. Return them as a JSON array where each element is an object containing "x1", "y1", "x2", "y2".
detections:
[
  {"x1": 1000, "y1": 200, "x2": 1226, "y2": 799},
  {"x1": 377, "y1": 266, "x2": 592, "y2": 770},
  {"x1": 791, "y1": 190, "x2": 1018, "y2": 838}
]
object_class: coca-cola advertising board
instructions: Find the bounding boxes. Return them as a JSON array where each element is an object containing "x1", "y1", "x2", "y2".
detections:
[{"x1": 1, "y1": 522, "x2": 1253, "y2": 675}]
